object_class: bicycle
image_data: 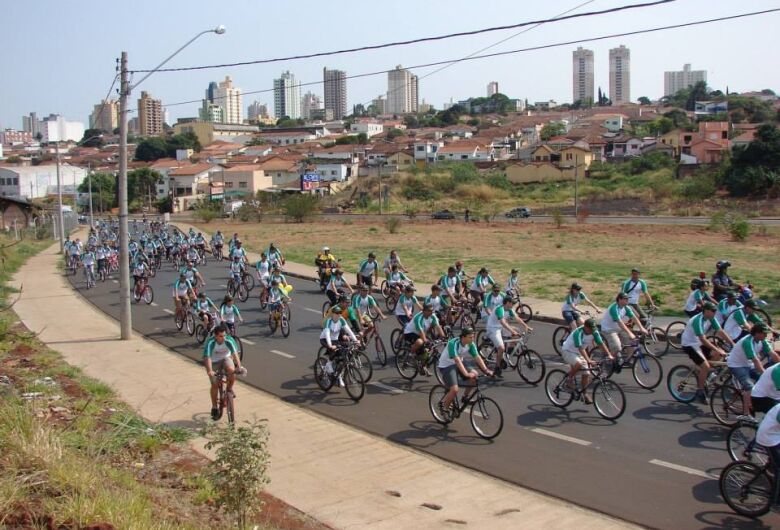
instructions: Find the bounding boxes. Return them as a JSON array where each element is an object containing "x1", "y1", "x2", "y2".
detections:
[
  {"x1": 84, "y1": 264, "x2": 96, "y2": 289},
  {"x1": 446, "y1": 300, "x2": 474, "y2": 333},
  {"x1": 666, "y1": 359, "x2": 729, "y2": 404},
  {"x1": 719, "y1": 457, "x2": 777, "y2": 517},
  {"x1": 194, "y1": 312, "x2": 219, "y2": 345},
  {"x1": 361, "y1": 314, "x2": 388, "y2": 367},
  {"x1": 709, "y1": 372, "x2": 749, "y2": 427},
  {"x1": 633, "y1": 307, "x2": 667, "y2": 357},
  {"x1": 606, "y1": 336, "x2": 664, "y2": 390},
  {"x1": 132, "y1": 277, "x2": 154, "y2": 305},
  {"x1": 212, "y1": 243, "x2": 224, "y2": 261},
  {"x1": 545, "y1": 360, "x2": 627, "y2": 420},
  {"x1": 428, "y1": 377, "x2": 504, "y2": 440},
  {"x1": 664, "y1": 319, "x2": 687, "y2": 352},
  {"x1": 174, "y1": 298, "x2": 195, "y2": 335},
  {"x1": 241, "y1": 269, "x2": 255, "y2": 291},
  {"x1": 226, "y1": 275, "x2": 249, "y2": 302},
  {"x1": 268, "y1": 301, "x2": 291, "y2": 338},
  {"x1": 505, "y1": 288, "x2": 533, "y2": 323},
  {"x1": 727, "y1": 416, "x2": 770, "y2": 466},
  {"x1": 97, "y1": 262, "x2": 108, "y2": 282},
  {"x1": 67, "y1": 254, "x2": 79, "y2": 276},
  {"x1": 212, "y1": 364, "x2": 245, "y2": 424},
  {"x1": 552, "y1": 310, "x2": 594, "y2": 356},
  {"x1": 475, "y1": 332, "x2": 546, "y2": 385},
  {"x1": 313, "y1": 343, "x2": 367, "y2": 401},
  {"x1": 395, "y1": 338, "x2": 446, "y2": 383}
]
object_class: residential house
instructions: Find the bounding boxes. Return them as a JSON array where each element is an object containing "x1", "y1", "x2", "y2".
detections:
[
  {"x1": 168, "y1": 162, "x2": 219, "y2": 211},
  {"x1": 309, "y1": 144, "x2": 360, "y2": 163},
  {"x1": 659, "y1": 129, "x2": 682, "y2": 157},
  {"x1": 640, "y1": 140, "x2": 676, "y2": 157},
  {"x1": 559, "y1": 144, "x2": 593, "y2": 168},
  {"x1": 350, "y1": 121, "x2": 383, "y2": 138},
  {"x1": 386, "y1": 150, "x2": 415, "y2": 170},
  {"x1": 312, "y1": 161, "x2": 355, "y2": 182},
  {"x1": 689, "y1": 139, "x2": 728, "y2": 164},
  {"x1": 436, "y1": 141, "x2": 493, "y2": 161},
  {"x1": 257, "y1": 158, "x2": 300, "y2": 187},
  {"x1": 220, "y1": 165, "x2": 274, "y2": 196},
  {"x1": 698, "y1": 122, "x2": 730, "y2": 147},
  {"x1": 443, "y1": 125, "x2": 476, "y2": 139},
  {"x1": 531, "y1": 144, "x2": 558, "y2": 163},
  {"x1": 545, "y1": 136, "x2": 575, "y2": 151},
  {"x1": 679, "y1": 122, "x2": 730, "y2": 163},
  {"x1": 584, "y1": 136, "x2": 607, "y2": 161},
  {"x1": 172, "y1": 121, "x2": 259, "y2": 146},
  {"x1": 732, "y1": 130, "x2": 757, "y2": 149},
  {"x1": 506, "y1": 162, "x2": 577, "y2": 184},
  {"x1": 413, "y1": 140, "x2": 443, "y2": 164},
  {"x1": 257, "y1": 130, "x2": 318, "y2": 145},
  {"x1": 602, "y1": 116, "x2": 624, "y2": 132},
  {"x1": 610, "y1": 136, "x2": 643, "y2": 158}
]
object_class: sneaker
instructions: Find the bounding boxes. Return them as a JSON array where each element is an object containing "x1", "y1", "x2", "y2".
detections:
[
  {"x1": 500, "y1": 360, "x2": 508, "y2": 370},
  {"x1": 736, "y1": 414, "x2": 755, "y2": 423},
  {"x1": 438, "y1": 400, "x2": 448, "y2": 419},
  {"x1": 494, "y1": 367, "x2": 503, "y2": 379},
  {"x1": 324, "y1": 361, "x2": 334, "y2": 374},
  {"x1": 338, "y1": 375, "x2": 345, "y2": 388},
  {"x1": 696, "y1": 390, "x2": 708, "y2": 405},
  {"x1": 421, "y1": 366, "x2": 431, "y2": 377},
  {"x1": 210, "y1": 407, "x2": 219, "y2": 420}
]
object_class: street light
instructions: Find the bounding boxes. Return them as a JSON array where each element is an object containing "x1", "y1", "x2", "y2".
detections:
[{"x1": 116, "y1": 25, "x2": 225, "y2": 340}]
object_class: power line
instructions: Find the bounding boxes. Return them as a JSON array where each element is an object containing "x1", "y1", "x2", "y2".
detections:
[
  {"x1": 84, "y1": 73, "x2": 119, "y2": 133},
  {"x1": 131, "y1": 0, "x2": 676, "y2": 74},
  {"x1": 158, "y1": 8, "x2": 780, "y2": 112}
]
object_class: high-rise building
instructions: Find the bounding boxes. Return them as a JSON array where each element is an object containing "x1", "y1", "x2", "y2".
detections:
[
  {"x1": 212, "y1": 76, "x2": 243, "y2": 124},
  {"x1": 301, "y1": 91, "x2": 322, "y2": 120},
  {"x1": 37, "y1": 114, "x2": 85, "y2": 143},
  {"x1": 487, "y1": 81, "x2": 499, "y2": 96},
  {"x1": 609, "y1": 45, "x2": 631, "y2": 105},
  {"x1": 247, "y1": 101, "x2": 269, "y2": 121},
  {"x1": 137, "y1": 91, "x2": 163, "y2": 136},
  {"x1": 387, "y1": 65, "x2": 418, "y2": 114},
  {"x1": 323, "y1": 68, "x2": 347, "y2": 120},
  {"x1": 273, "y1": 71, "x2": 301, "y2": 120},
  {"x1": 572, "y1": 47, "x2": 595, "y2": 104},
  {"x1": 370, "y1": 96, "x2": 386, "y2": 115},
  {"x1": 664, "y1": 63, "x2": 707, "y2": 97},
  {"x1": 89, "y1": 99, "x2": 119, "y2": 132},
  {"x1": 22, "y1": 112, "x2": 39, "y2": 138}
]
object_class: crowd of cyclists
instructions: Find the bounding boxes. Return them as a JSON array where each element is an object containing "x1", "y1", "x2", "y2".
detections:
[{"x1": 66, "y1": 216, "x2": 780, "y2": 514}]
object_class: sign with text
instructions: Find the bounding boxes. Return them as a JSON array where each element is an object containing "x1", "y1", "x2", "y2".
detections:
[{"x1": 301, "y1": 172, "x2": 320, "y2": 191}]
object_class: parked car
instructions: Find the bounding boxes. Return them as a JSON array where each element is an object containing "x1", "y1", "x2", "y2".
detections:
[
  {"x1": 431, "y1": 209, "x2": 456, "y2": 220},
  {"x1": 505, "y1": 207, "x2": 532, "y2": 218}
]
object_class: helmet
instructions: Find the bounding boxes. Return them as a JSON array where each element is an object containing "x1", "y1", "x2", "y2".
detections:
[
  {"x1": 726, "y1": 290, "x2": 737, "y2": 298},
  {"x1": 691, "y1": 278, "x2": 704, "y2": 289},
  {"x1": 198, "y1": 292, "x2": 206, "y2": 298},
  {"x1": 744, "y1": 299, "x2": 758, "y2": 309},
  {"x1": 460, "y1": 327, "x2": 475, "y2": 337},
  {"x1": 571, "y1": 282, "x2": 582, "y2": 290},
  {"x1": 492, "y1": 283, "x2": 501, "y2": 291},
  {"x1": 617, "y1": 292, "x2": 629, "y2": 301},
  {"x1": 422, "y1": 303, "x2": 434, "y2": 312},
  {"x1": 583, "y1": 318, "x2": 597, "y2": 329},
  {"x1": 702, "y1": 302, "x2": 717, "y2": 312},
  {"x1": 631, "y1": 268, "x2": 641, "y2": 274},
  {"x1": 716, "y1": 260, "x2": 731, "y2": 270},
  {"x1": 331, "y1": 306, "x2": 343, "y2": 314},
  {"x1": 338, "y1": 294, "x2": 349, "y2": 303},
  {"x1": 322, "y1": 246, "x2": 330, "y2": 252}
]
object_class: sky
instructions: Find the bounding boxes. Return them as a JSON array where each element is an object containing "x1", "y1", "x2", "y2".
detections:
[{"x1": 1, "y1": 0, "x2": 779, "y2": 129}]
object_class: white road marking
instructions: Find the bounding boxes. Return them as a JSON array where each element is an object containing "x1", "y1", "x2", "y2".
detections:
[
  {"x1": 112, "y1": 279, "x2": 119, "y2": 284},
  {"x1": 163, "y1": 309, "x2": 175, "y2": 315},
  {"x1": 270, "y1": 349, "x2": 295, "y2": 359},
  {"x1": 368, "y1": 382, "x2": 404, "y2": 394},
  {"x1": 242, "y1": 339, "x2": 256, "y2": 345},
  {"x1": 219, "y1": 284, "x2": 228, "y2": 288},
  {"x1": 530, "y1": 428, "x2": 592, "y2": 446},
  {"x1": 648, "y1": 459, "x2": 716, "y2": 479},
  {"x1": 304, "y1": 307, "x2": 322, "y2": 314},
  {"x1": 150, "y1": 302, "x2": 158, "y2": 307}
]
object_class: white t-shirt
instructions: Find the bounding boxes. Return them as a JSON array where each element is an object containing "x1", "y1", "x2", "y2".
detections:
[
  {"x1": 752, "y1": 364, "x2": 780, "y2": 400},
  {"x1": 727, "y1": 335, "x2": 772, "y2": 369},
  {"x1": 681, "y1": 314, "x2": 721, "y2": 348},
  {"x1": 600, "y1": 302, "x2": 635, "y2": 334},
  {"x1": 756, "y1": 402, "x2": 780, "y2": 447}
]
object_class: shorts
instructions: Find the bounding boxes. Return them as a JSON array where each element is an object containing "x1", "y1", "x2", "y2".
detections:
[
  {"x1": 729, "y1": 366, "x2": 757, "y2": 391},
  {"x1": 629, "y1": 303, "x2": 647, "y2": 321},
  {"x1": 562, "y1": 349, "x2": 588, "y2": 368},
  {"x1": 486, "y1": 328, "x2": 504, "y2": 350},
  {"x1": 396, "y1": 314, "x2": 410, "y2": 327},
  {"x1": 685, "y1": 309, "x2": 701, "y2": 318},
  {"x1": 360, "y1": 274, "x2": 373, "y2": 287},
  {"x1": 603, "y1": 331, "x2": 627, "y2": 356},
  {"x1": 751, "y1": 396, "x2": 778, "y2": 415},
  {"x1": 562, "y1": 310, "x2": 581, "y2": 324},
  {"x1": 208, "y1": 357, "x2": 235, "y2": 384},
  {"x1": 683, "y1": 345, "x2": 712, "y2": 366},
  {"x1": 404, "y1": 332, "x2": 420, "y2": 344},
  {"x1": 440, "y1": 364, "x2": 463, "y2": 388}
]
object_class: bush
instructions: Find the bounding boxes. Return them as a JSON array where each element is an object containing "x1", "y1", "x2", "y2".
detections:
[
  {"x1": 448, "y1": 162, "x2": 479, "y2": 184},
  {"x1": 401, "y1": 175, "x2": 438, "y2": 201},
  {"x1": 680, "y1": 173, "x2": 717, "y2": 201},
  {"x1": 236, "y1": 204, "x2": 261, "y2": 222},
  {"x1": 385, "y1": 217, "x2": 401, "y2": 234},
  {"x1": 193, "y1": 204, "x2": 220, "y2": 223},
  {"x1": 282, "y1": 194, "x2": 319, "y2": 223},
  {"x1": 729, "y1": 216, "x2": 750, "y2": 241},
  {"x1": 708, "y1": 211, "x2": 728, "y2": 231},
  {"x1": 627, "y1": 152, "x2": 675, "y2": 175},
  {"x1": 403, "y1": 204, "x2": 419, "y2": 219},
  {"x1": 552, "y1": 209, "x2": 565, "y2": 229}
]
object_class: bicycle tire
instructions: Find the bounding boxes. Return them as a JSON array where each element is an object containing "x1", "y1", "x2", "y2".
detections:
[
  {"x1": 504, "y1": 343, "x2": 520, "y2": 369},
  {"x1": 517, "y1": 303, "x2": 533, "y2": 323},
  {"x1": 428, "y1": 385, "x2": 453, "y2": 424},
  {"x1": 242, "y1": 274, "x2": 255, "y2": 291},
  {"x1": 268, "y1": 313, "x2": 278, "y2": 334},
  {"x1": 470, "y1": 396, "x2": 504, "y2": 440},
  {"x1": 755, "y1": 308, "x2": 772, "y2": 327},
  {"x1": 227, "y1": 281, "x2": 237, "y2": 298},
  {"x1": 727, "y1": 422, "x2": 769, "y2": 465},
  {"x1": 355, "y1": 351, "x2": 373, "y2": 383},
  {"x1": 232, "y1": 335, "x2": 243, "y2": 361},
  {"x1": 719, "y1": 461, "x2": 772, "y2": 517},
  {"x1": 374, "y1": 336, "x2": 388, "y2": 367},
  {"x1": 665, "y1": 320, "x2": 686, "y2": 351},
  {"x1": 195, "y1": 324, "x2": 208, "y2": 345},
  {"x1": 631, "y1": 352, "x2": 663, "y2": 390},
  {"x1": 380, "y1": 280, "x2": 390, "y2": 299},
  {"x1": 385, "y1": 295, "x2": 397, "y2": 313},
  {"x1": 185, "y1": 312, "x2": 195, "y2": 335},
  {"x1": 314, "y1": 355, "x2": 334, "y2": 391},
  {"x1": 344, "y1": 365, "x2": 365, "y2": 401},
  {"x1": 226, "y1": 390, "x2": 235, "y2": 424},
  {"x1": 217, "y1": 387, "x2": 226, "y2": 421},
  {"x1": 475, "y1": 329, "x2": 486, "y2": 348},
  {"x1": 434, "y1": 363, "x2": 445, "y2": 386},
  {"x1": 133, "y1": 287, "x2": 142, "y2": 303},
  {"x1": 321, "y1": 300, "x2": 332, "y2": 316},
  {"x1": 517, "y1": 349, "x2": 546, "y2": 385},
  {"x1": 459, "y1": 313, "x2": 474, "y2": 331},
  {"x1": 552, "y1": 326, "x2": 569, "y2": 356},
  {"x1": 709, "y1": 382, "x2": 744, "y2": 427},
  {"x1": 592, "y1": 379, "x2": 626, "y2": 420},
  {"x1": 143, "y1": 286, "x2": 154, "y2": 305},
  {"x1": 666, "y1": 364, "x2": 698, "y2": 403},
  {"x1": 390, "y1": 328, "x2": 403, "y2": 355},
  {"x1": 149, "y1": 265, "x2": 156, "y2": 278},
  {"x1": 237, "y1": 283, "x2": 249, "y2": 302},
  {"x1": 175, "y1": 311, "x2": 184, "y2": 331},
  {"x1": 545, "y1": 369, "x2": 574, "y2": 408},
  {"x1": 642, "y1": 327, "x2": 668, "y2": 357},
  {"x1": 395, "y1": 347, "x2": 418, "y2": 380},
  {"x1": 281, "y1": 314, "x2": 290, "y2": 337}
]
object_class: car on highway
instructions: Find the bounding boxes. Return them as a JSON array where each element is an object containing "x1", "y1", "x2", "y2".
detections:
[
  {"x1": 431, "y1": 209, "x2": 456, "y2": 220},
  {"x1": 505, "y1": 207, "x2": 532, "y2": 218}
]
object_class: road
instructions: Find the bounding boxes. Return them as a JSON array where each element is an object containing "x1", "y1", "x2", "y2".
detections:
[{"x1": 69, "y1": 263, "x2": 779, "y2": 530}]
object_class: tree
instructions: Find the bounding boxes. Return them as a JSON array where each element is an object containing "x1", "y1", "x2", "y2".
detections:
[
  {"x1": 663, "y1": 109, "x2": 693, "y2": 131},
  {"x1": 80, "y1": 128, "x2": 105, "y2": 147},
  {"x1": 723, "y1": 124, "x2": 780, "y2": 197},
  {"x1": 637, "y1": 96, "x2": 652, "y2": 106},
  {"x1": 540, "y1": 122, "x2": 566, "y2": 141},
  {"x1": 282, "y1": 194, "x2": 320, "y2": 222},
  {"x1": 386, "y1": 128, "x2": 404, "y2": 140},
  {"x1": 166, "y1": 132, "x2": 201, "y2": 156},
  {"x1": 127, "y1": 167, "x2": 163, "y2": 206},
  {"x1": 77, "y1": 172, "x2": 116, "y2": 212},
  {"x1": 134, "y1": 137, "x2": 168, "y2": 161}
]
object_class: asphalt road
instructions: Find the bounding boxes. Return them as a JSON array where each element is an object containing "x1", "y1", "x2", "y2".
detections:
[{"x1": 68, "y1": 262, "x2": 780, "y2": 530}]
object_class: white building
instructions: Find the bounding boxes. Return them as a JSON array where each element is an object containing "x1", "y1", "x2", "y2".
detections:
[
  {"x1": 487, "y1": 81, "x2": 499, "y2": 96},
  {"x1": 301, "y1": 91, "x2": 322, "y2": 120},
  {"x1": 38, "y1": 114, "x2": 85, "y2": 143},
  {"x1": 274, "y1": 71, "x2": 301, "y2": 120},
  {"x1": 664, "y1": 63, "x2": 707, "y2": 97},
  {"x1": 572, "y1": 47, "x2": 594, "y2": 104},
  {"x1": 386, "y1": 65, "x2": 418, "y2": 114},
  {"x1": 609, "y1": 45, "x2": 631, "y2": 105},
  {"x1": 213, "y1": 76, "x2": 243, "y2": 124},
  {"x1": 0, "y1": 164, "x2": 87, "y2": 199},
  {"x1": 349, "y1": 121, "x2": 383, "y2": 138}
]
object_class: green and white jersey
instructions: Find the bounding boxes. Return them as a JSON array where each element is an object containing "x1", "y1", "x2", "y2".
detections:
[
  {"x1": 394, "y1": 294, "x2": 418, "y2": 317},
  {"x1": 439, "y1": 274, "x2": 460, "y2": 293},
  {"x1": 202, "y1": 335, "x2": 239, "y2": 362},
  {"x1": 403, "y1": 311, "x2": 439, "y2": 335},
  {"x1": 438, "y1": 337, "x2": 479, "y2": 369},
  {"x1": 561, "y1": 292, "x2": 586, "y2": 313},
  {"x1": 728, "y1": 335, "x2": 773, "y2": 369},
  {"x1": 351, "y1": 294, "x2": 377, "y2": 315},
  {"x1": 724, "y1": 308, "x2": 763, "y2": 340},
  {"x1": 483, "y1": 291, "x2": 505, "y2": 313},
  {"x1": 220, "y1": 304, "x2": 241, "y2": 323},
  {"x1": 756, "y1": 402, "x2": 780, "y2": 448},
  {"x1": 180, "y1": 266, "x2": 198, "y2": 283},
  {"x1": 319, "y1": 316, "x2": 357, "y2": 346},
  {"x1": 562, "y1": 326, "x2": 604, "y2": 355},
  {"x1": 470, "y1": 273, "x2": 495, "y2": 292},
  {"x1": 753, "y1": 364, "x2": 780, "y2": 400},
  {"x1": 424, "y1": 294, "x2": 447, "y2": 312},
  {"x1": 621, "y1": 278, "x2": 647, "y2": 305},
  {"x1": 505, "y1": 275, "x2": 519, "y2": 292},
  {"x1": 358, "y1": 259, "x2": 378, "y2": 276},
  {"x1": 600, "y1": 302, "x2": 635, "y2": 333},
  {"x1": 684, "y1": 289, "x2": 706, "y2": 312},
  {"x1": 269, "y1": 272, "x2": 286, "y2": 285},
  {"x1": 681, "y1": 313, "x2": 721, "y2": 348},
  {"x1": 486, "y1": 306, "x2": 516, "y2": 332},
  {"x1": 386, "y1": 271, "x2": 408, "y2": 285},
  {"x1": 256, "y1": 259, "x2": 270, "y2": 278},
  {"x1": 716, "y1": 298, "x2": 743, "y2": 325}
]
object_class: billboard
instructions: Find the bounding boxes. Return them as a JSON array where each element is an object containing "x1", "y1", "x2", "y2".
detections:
[{"x1": 301, "y1": 172, "x2": 320, "y2": 191}]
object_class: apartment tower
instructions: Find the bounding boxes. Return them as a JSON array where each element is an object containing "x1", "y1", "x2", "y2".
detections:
[
  {"x1": 273, "y1": 71, "x2": 301, "y2": 120},
  {"x1": 572, "y1": 47, "x2": 594, "y2": 104},
  {"x1": 609, "y1": 45, "x2": 631, "y2": 105},
  {"x1": 137, "y1": 91, "x2": 163, "y2": 136},
  {"x1": 323, "y1": 68, "x2": 347, "y2": 120}
]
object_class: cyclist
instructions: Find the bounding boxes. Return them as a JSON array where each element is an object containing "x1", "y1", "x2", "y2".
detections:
[
  {"x1": 66, "y1": 238, "x2": 81, "y2": 268},
  {"x1": 560, "y1": 318, "x2": 614, "y2": 404},
  {"x1": 724, "y1": 299, "x2": 774, "y2": 341},
  {"x1": 386, "y1": 264, "x2": 411, "y2": 299},
  {"x1": 469, "y1": 267, "x2": 495, "y2": 303},
  {"x1": 326, "y1": 268, "x2": 353, "y2": 306},
  {"x1": 325, "y1": 294, "x2": 361, "y2": 333},
  {"x1": 505, "y1": 268, "x2": 520, "y2": 294},
  {"x1": 212, "y1": 230, "x2": 224, "y2": 254},
  {"x1": 482, "y1": 283, "x2": 504, "y2": 318},
  {"x1": 352, "y1": 284, "x2": 385, "y2": 324},
  {"x1": 131, "y1": 257, "x2": 149, "y2": 295},
  {"x1": 716, "y1": 290, "x2": 743, "y2": 325},
  {"x1": 95, "y1": 244, "x2": 109, "y2": 278},
  {"x1": 172, "y1": 273, "x2": 196, "y2": 311},
  {"x1": 404, "y1": 304, "x2": 446, "y2": 375},
  {"x1": 195, "y1": 292, "x2": 219, "y2": 329},
  {"x1": 81, "y1": 246, "x2": 97, "y2": 284},
  {"x1": 357, "y1": 252, "x2": 379, "y2": 288},
  {"x1": 382, "y1": 249, "x2": 406, "y2": 276},
  {"x1": 319, "y1": 306, "x2": 360, "y2": 385},
  {"x1": 684, "y1": 278, "x2": 713, "y2": 317},
  {"x1": 267, "y1": 242, "x2": 284, "y2": 269},
  {"x1": 204, "y1": 324, "x2": 245, "y2": 420},
  {"x1": 269, "y1": 264, "x2": 289, "y2": 289},
  {"x1": 424, "y1": 284, "x2": 449, "y2": 323},
  {"x1": 600, "y1": 293, "x2": 648, "y2": 362},
  {"x1": 439, "y1": 266, "x2": 461, "y2": 303},
  {"x1": 256, "y1": 252, "x2": 271, "y2": 302},
  {"x1": 561, "y1": 283, "x2": 601, "y2": 331},
  {"x1": 181, "y1": 261, "x2": 205, "y2": 289},
  {"x1": 711, "y1": 260, "x2": 734, "y2": 302},
  {"x1": 752, "y1": 363, "x2": 780, "y2": 415},
  {"x1": 680, "y1": 301, "x2": 735, "y2": 404},
  {"x1": 727, "y1": 324, "x2": 780, "y2": 419},
  {"x1": 485, "y1": 296, "x2": 532, "y2": 378},
  {"x1": 394, "y1": 284, "x2": 421, "y2": 328},
  {"x1": 454, "y1": 260, "x2": 469, "y2": 294},
  {"x1": 228, "y1": 255, "x2": 245, "y2": 288},
  {"x1": 621, "y1": 268, "x2": 656, "y2": 324},
  {"x1": 437, "y1": 328, "x2": 493, "y2": 414},
  {"x1": 230, "y1": 240, "x2": 248, "y2": 264},
  {"x1": 316, "y1": 246, "x2": 337, "y2": 287},
  {"x1": 219, "y1": 295, "x2": 243, "y2": 335}
]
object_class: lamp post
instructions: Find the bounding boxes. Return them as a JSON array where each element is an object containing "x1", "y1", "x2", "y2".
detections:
[{"x1": 116, "y1": 25, "x2": 225, "y2": 340}]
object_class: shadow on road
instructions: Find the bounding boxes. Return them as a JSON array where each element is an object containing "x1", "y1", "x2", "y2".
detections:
[
  {"x1": 694, "y1": 509, "x2": 775, "y2": 530},
  {"x1": 633, "y1": 399, "x2": 704, "y2": 423},
  {"x1": 280, "y1": 374, "x2": 362, "y2": 407},
  {"x1": 677, "y1": 421, "x2": 728, "y2": 452},
  {"x1": 516, "y1": 403, "x2": 618, "y2": 428},
  {"x1": 387, "y1": 419, "x2": 494, "y2": 448}
]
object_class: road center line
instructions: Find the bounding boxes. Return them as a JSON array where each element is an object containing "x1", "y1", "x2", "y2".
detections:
[
  {"x1": 648, "y1": 459, "x2": 716, "y2": 479},
  {"x1": 242, "y1": 338, "x2": 256, "y2": 345},
  {"x1": 270, "y1": 349, "x2": 295, "y2": 359},
  {"x1": 530, "y1": 428, "x2": 592, "y2": 446},
  {"x1": 112, "y1": 279, "x2": 119, "y2": 284},
  {"x1": 368, "y1": 381, "x2": 404, "y2": 394},
  {"x1": 219, "y1": 284, "x2": 228, "y2": 288},
  {"x1": 303, "y1": 307, "x2": 322, "y2": 314},
  {"x1": 150, "y1": 302, "x2": 158, "y2": 307},
  {"x1": 163, "y1": 309, "x2": 174, "y2": 315}
]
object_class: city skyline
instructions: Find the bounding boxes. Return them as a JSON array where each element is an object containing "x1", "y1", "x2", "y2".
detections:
[{"x1": 1, "y1": 0, "x2": 779, "y2": 128}]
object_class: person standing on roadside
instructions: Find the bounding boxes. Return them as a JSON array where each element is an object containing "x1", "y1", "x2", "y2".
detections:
[{"x1": 464, "y1": 208, "x2": 470, "y2": 223}]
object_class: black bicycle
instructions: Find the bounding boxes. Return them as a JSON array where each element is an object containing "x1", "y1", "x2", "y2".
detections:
[
  {"x1": 719, "y1": 457, "x2": 777, "y2": 517},
  {"x1": 545, "y1": 359, "x2": 626, "y2": 420},
  {"x1": 475, "y1": 331, "x2": 545, "y2": 385},
  {"x1": 313, "y1": 343, "x2": 367, "y2": 401},
  {"x1": 428, "y1": 377, "x2": 504, "y2": 440}
]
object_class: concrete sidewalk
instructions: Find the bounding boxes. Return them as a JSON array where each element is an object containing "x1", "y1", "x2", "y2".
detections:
[{"x1": 11, "y1": 242, "x2": 638, "y2": 530}]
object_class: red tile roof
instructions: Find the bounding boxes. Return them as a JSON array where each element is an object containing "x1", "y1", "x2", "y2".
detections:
[{"x1": 169, "y1": 162, "x2": 217, "y2": 176}]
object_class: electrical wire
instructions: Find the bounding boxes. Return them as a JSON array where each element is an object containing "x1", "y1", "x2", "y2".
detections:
[
  {"x1": 83, "y1": 73, "x2": 120, "y2": 135},
  {"x1": 130, "y1": 0, "x2": 675, "y2": 74}
]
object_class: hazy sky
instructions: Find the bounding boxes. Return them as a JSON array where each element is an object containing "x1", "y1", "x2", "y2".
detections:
[{"x1": 1, "y1": 0, "x2": 778, "y2": 129}]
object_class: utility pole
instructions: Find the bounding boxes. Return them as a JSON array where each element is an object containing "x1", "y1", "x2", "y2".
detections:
[
  {"x1": 117, "y1": 51, "x2": 132, "y2": 340},
  {"x1": 87, "y1": 162, "x2": 94, "y2": 228},
  {"x1": 55, "y1": 142, "x2": 65, "y2": 252},
  {"x1": 574, "y1": 154, "x2": 579, "y2": 218},
  {"x1": 378, "y1": 161, "x2": 382, "y2": 215}
]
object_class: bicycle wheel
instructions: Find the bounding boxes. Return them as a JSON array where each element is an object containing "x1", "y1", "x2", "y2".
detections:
[
  {"x1": 380, "y1": 280, "x2": 390, "y2": 299},
  {"x1": 237, "y1": 283, "x2": 249, "y2": 303},
  {"x1": 217, "y1": 387, "x2": 226, "y2": 420},
  {"x1": 755, "y1": 308, "x2": 772, "y2": 327},
  {"x1": 709, "y1": 382, "x2": 744, "y2": 427},
  {"x1": 133, "y1": 287, "x2": 142, "y2": 303},
  {"x1": 666, "y1": 364, "x2": 699, "y2": 403},
  {"x1": 719, "y1": 461, "x2": 772, "y2": 517},
  {"x1": 631, "y1": 352, "x2": 663, "y2": 390},
  {"x1": 314, "y1": 355, "x2": 334, "y2": 391},
  {"x1": 517, "y1": 349, "x2": 546, "y2": 385},
  {"x1": 242, "y1": 274, "x2": 255, "y2": 291},
  {"x1": 321, "y1": 300, "x2": 332, "y2": 316},
  {"x1": 281, "y1": 314, "x2": 291, "y2": 337},
  {"x1": 195, "y1": 324, "x2": 208, "y2": 345},
  {"x1": 374, "y1": 335, "x2": 387, "y2": 367},
  {"x1": 268, "y1": 313, "x2": 278, "y2": 334},
  {"x1": 470, "y1": 396, "x2": 504, "y2": 440},
  {"x1": 727, "y1": 422, "x2": 769, "y2": 465},
  {"x1": 175, "y1": 311, "x2": 184, "y2": 331},
  {"x1": 592, "y1": 380, "x2": 626, "y2": 420},
  {"x1": 344, "y1": 365, "x2": 365, "y2": 401},
  {"x1": 552, "y1": 326, "x2": 569, "y2": 356},
  {"x1": 227, "y1": 281, "x2": 237, "y2": 298},
  {"x1": 232, "y1": 335, "x2": 243, "y2": 361},
  {"x1": 503, "y1": 343, "x2": 520, "y2": 369},
  {"x1": 517, "y1": 303, "x2": 533, "y2": 323},
  {"x1": 225, "y1": 390, "x2": 235, "y2": 424},
  {"x1": 148, "y1": 265, "x2": 156, "y2": 278},
  {"x1": 355, "y1": 351, "x2": 373, "y2": 383},
  {"x1": 395, "y1": 347, "x2": 418, "y2": 380},
  {"x1": 642, "y1": 327, "x2": 668, "y2": 357},
  {"x1": 185, "y1": 312, "x2": 195, "y2": 335},
  {"x1": 545, "y1": 369, "x2": 574, "y2": 408},
  {"x1": 428, "y1": 385, "x2": 453, "y2": 424},
  {"x1": 665, "y1": 320, "x2": 686, "y2": 351},
  {"x1": 385, "y1": 295, "x2": 397, "y2": 312},
  {"x1": 390, "y1": 328, "x2": 402, "y2": 355},
  {"x1": 143, "y1": 286, "x2": 154, "y2": 305}
]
